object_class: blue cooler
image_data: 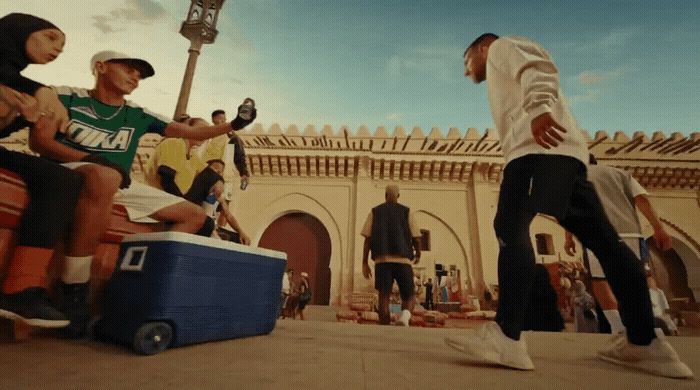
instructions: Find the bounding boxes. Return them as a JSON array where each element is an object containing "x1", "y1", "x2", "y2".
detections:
[{"x1": 96, "y1": 232, "x2": 287, "y2": 354}]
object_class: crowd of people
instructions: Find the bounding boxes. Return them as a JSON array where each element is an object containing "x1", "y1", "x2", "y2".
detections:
[
  {"x1": 0, "y1": 11, "x2": 694, "y2": 380},
  {"x1": 0, "y1": 13, "x2": 255, "y2": 338}
]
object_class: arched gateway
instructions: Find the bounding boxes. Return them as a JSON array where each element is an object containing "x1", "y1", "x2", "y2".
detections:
[{"x1": 258, "y1": 213, "x2": 332, "y2": 305}]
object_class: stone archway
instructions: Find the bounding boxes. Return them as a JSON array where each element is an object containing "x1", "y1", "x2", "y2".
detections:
[
  {"x1": 645, "y1": 221, "x2": 700, "y2": 304},
  {"x1": 412, "y1": 210, "x2": 471, "y2": 294},
  {"x1": 258, "y1": 212, "x2": 332, "y2": 305},
  {"x1": 648, "y1": 238, "x2": 699, "y2": 306}
]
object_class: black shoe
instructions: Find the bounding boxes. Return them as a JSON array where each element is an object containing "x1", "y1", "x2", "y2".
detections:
[
  {"x1": 0, "y1": 287, "x2": 70, "y2": 328},
  {"x1": 60, "y1": 282, "x2": 91, "y2": 339}
]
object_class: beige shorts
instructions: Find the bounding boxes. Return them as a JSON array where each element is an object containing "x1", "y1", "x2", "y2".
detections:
[
  {"x1": 586, "y1": 236, "x2": 645, "y2": 279},
  {"x1": 63, "y1": 162, "x2": 186, "y2": 223}
]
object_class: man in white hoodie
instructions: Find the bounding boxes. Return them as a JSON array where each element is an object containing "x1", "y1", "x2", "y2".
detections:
[{"x1": 444, "y1": 33, "x2": 692, "y2": 379}]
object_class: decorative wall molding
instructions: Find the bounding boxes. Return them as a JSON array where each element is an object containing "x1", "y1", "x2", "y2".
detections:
[{"x1": 2, "y1": 126, "x2": 698, "y2": 189}]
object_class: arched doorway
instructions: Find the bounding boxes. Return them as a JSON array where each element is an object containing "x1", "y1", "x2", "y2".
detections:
[
  {"x1": 258, "y1": 212, "x2": 332, "y2": 305},
  {"x1": 648, "y1": 238, "x2": 697, "y2": 311}
]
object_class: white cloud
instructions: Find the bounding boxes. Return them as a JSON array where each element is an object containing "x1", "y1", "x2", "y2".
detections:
[
  {"x1": 384, "y1": 45, "x2": 461, "y2": 81},
  {"x1": 566, "y1": 65, "x2": 631, "y2": 105},
  {"x1": 568, "y1": 89, "x2": 601, "y2": 105},
  {"x1": 92, "y1": 0, "x2": 168, "y2": 34},
  {"x1": 577, "y1": 70, "x2": 622, "y2": 86},
  {"x1": 599, "y1": 28, "x2": 639, "y2": 48},
  {"x1": 386, "y1": 112, "x2": 402, "y2": 121},
  {"x1": 572, "y1": 65, "x2": 631, "y2": 86},
  {"x1": 577, "y1": 71, "x2": 606, "y2": 86},
  {"x1": 561, "y1": 27, "x2": 641, "y2": 53}
]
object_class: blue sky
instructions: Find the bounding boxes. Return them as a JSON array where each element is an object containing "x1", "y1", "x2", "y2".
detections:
[{"x1": 5, "y1": 0, "x2": 700, "y2": 136}]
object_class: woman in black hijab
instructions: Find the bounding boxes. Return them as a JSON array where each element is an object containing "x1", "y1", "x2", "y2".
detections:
[
  {"x1": 0, "y1": 13, "x2": 82, "y2": 329},
  {"x1": 0, "y1": 13, "x2": 64, "y2": 94},
  {"x1": 0, "y1": 12, "x2": 67, "y2": 132}
]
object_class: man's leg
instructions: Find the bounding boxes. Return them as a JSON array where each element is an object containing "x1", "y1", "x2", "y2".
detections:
[
  {"x1": 444, "y1": 157, "x2": 535, "y2": 370},
  {"x1": 66, "y1": 165, "x2": 121, "y2": 257},
  {"x1": 395, "y1": 263, "x2": 416, "y2": 326},
  {"x1": 591, "y1": 280, "x2": 625, "y2": 334},
  {"x1": 560, "y1": 177, "x2": 654, "y2": 345},
  {"x1": 561, "y1": 175, "x2": 692, "y2": 378},
  {"x1": 591, "y1": 280, "x2": 618, "y2": 310},
  {"x1": 114, "y1": 183, "x2": 211, "y2": 236},
  {"x1": 374, "y1": 263, "x2": 392, "y2": 325},
  {"x1": 492, "y1": 159, "x2": 537, "y2": 341},
  {"x1": 377, "y1": 293, "x2": 390, "y2": 325},
  {"x1": 61, "y1": 164, "x2": 121, "y2": 338},
  {"x1": 586, "y1": 248, "x2": 625, "y2": 333},
  {"x1": 149, "y1": 201, "x2": 209, "y2": 234}
]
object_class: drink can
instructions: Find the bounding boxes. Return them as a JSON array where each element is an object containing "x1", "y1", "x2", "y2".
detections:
[{"x1": 239, "y1": 98, "x2": 255, "y2": 121}]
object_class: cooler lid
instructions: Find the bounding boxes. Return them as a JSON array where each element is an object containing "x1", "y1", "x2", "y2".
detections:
[{"x1": 121, "y1": 232, "x2": 287, "y2": 260}]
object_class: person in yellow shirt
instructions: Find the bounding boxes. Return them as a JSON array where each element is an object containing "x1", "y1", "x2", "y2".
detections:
[
  {"x1": 143, "y1": 116, "x2": 208, "y2": 196},
  {"x1": 206, "y1": 109, "x2": 251, "y2": 229},
  {"x1": 207, "y1": 109, "x2": 249, "y2": 184}
]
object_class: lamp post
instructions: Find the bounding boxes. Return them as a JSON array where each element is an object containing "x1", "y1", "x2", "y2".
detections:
[{"x1": 173, "y1": 0, "x2": 225, "y2": 119}]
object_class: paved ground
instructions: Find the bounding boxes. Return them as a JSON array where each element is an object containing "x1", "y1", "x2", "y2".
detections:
[{"x1": 1, "y1": 307, "x2": 698, "y2": 389}]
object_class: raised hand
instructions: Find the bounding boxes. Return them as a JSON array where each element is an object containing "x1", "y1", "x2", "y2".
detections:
[{"x1": 230, "y1": 98, "x2": 257, "y2": 131}]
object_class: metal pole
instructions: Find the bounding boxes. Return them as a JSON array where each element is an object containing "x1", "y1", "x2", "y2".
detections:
[{"x1": 173, "y1": 38, "x2": 204, "y2": 119}]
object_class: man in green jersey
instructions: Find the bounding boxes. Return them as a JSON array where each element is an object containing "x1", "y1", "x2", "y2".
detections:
[{"x1": 28, "y1": 50, "x2": 256, "y2": 338}]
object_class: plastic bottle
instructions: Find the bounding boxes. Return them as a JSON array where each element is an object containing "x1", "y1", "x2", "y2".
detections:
[{"x1": 239, "y1": 98, "x2": 255, "y2": 121}]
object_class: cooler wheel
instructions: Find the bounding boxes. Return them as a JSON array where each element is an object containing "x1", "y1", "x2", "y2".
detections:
[{"x1": 133, "y1": 322, "x2": 173, "y2": 355}]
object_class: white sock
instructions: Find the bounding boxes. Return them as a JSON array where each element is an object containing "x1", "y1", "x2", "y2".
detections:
[
  {"x1": 603, "y1": 310, "x2": 626, "y2": 334},
  {"x1": 62, "y1": 255, "x2": 93, "y2": 284},
  {"x1": 400, "y1": 309, "x2": 411, "y2": 322}
]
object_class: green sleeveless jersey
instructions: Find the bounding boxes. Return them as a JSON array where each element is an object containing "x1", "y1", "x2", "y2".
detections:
[{"x1": 54, "y1": 86, "x2": 170, "y2": 173}]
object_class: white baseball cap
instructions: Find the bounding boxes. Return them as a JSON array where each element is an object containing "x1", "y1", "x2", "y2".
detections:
[{"x1": 90, "y1": 50, "x2": 155, "y2": 79}]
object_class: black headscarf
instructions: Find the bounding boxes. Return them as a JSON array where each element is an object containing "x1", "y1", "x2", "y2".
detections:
[{"x1": 0, "y1": 13, "x2": 61, "y2": 94}]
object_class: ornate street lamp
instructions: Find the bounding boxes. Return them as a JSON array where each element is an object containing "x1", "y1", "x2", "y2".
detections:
[{"x1": 174, "y1": 0, "x2": 225, "y2": 119}]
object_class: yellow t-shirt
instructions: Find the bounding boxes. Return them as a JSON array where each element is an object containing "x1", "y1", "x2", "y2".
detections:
[
  {"x1": 144, "y1": 138, "x2": 207, "y2": 194},
  {"x1": 196, "y1": 134, "x2": 228, "y2": 163}
]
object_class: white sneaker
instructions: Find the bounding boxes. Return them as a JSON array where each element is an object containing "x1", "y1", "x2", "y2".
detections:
[
  {"x1": 395, "y1": 309, "x2": 411, "y2": 327},
  {"x1": 444, "y1": 322, "x2": 534, "y2": 370},
  {"x1": 597, "y1": 330, "x2": 693, "y2": 379}
]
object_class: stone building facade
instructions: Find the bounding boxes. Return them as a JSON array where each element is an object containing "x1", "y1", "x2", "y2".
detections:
[{"x1": 2, "y1": 125, "x2": 699, "y2": 307}]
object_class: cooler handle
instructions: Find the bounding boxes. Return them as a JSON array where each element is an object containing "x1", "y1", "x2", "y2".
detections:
[{"x1": 120, "y1": 246, "x2": 149, "y2": 272}]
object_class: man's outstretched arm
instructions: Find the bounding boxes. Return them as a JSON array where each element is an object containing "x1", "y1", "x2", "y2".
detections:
[{"x1": 635, "y1": 194, "x2": 672, "y2": 251}]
